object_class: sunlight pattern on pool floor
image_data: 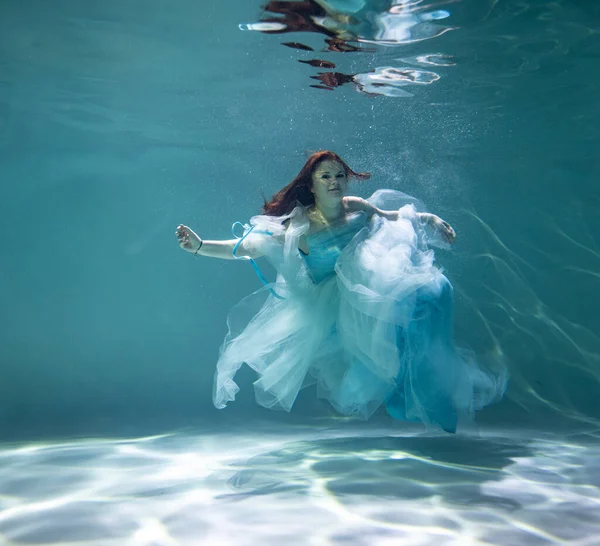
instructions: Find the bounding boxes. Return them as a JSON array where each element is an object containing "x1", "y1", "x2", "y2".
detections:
[{"x1": 1, "y1": 424, "x2": 599, "y2": 545}]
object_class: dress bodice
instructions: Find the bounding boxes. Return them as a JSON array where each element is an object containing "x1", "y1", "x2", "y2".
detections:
[{"x1": 301, "y1": 211, "x2": 367, "y2": 284}]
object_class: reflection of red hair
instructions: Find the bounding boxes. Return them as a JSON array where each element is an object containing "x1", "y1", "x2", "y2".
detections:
[
  {"x1": 263, "y1": 151, "x2": 371, "y2": 216},
  {"x1": 260, "y1": 1, "x2": 334, "y2": 36}
]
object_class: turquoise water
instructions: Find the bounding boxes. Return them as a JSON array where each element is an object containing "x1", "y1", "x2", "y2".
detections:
[{"x1": 1, "y1": 0, "x2": 599, "y2": 543}]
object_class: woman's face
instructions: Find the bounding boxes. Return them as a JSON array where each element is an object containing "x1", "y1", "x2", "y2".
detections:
[{"x1": 311, "y1": 160, "x2": 348, "y2": 206}]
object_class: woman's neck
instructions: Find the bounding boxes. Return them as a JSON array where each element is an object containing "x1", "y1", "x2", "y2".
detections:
[{"x1": 314, "y1": 200, "x2": 344, "y2": 224}]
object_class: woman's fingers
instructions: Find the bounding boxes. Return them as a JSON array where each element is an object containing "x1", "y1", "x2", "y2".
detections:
[
  {"x1": 176, "y1": 224, "x2": 196, "y2": 250},
  {"x1": 437, "y1": 220, "x2": 455, "y2": 243},
  {"x1": 176, "y1": 225, "x2": 192, "y2": 249},
  {"x1": 435, "y1": 219, "x2": 454, "y2": 243},
  {"x1": 176, "y1": 225, "x2": 190, "y2": 239}
]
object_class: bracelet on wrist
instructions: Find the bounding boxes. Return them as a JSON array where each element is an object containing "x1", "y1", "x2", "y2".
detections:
[{"x1": 194, "y1": 239, "x2": 203, "y2": 256}]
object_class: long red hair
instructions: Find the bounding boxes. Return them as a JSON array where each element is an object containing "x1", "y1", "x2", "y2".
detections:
[{"x1": 262, "y1": 151, "x2": 371, "y2": 216}]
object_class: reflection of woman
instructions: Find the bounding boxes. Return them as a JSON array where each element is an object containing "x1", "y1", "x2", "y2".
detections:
[
  {"x1": 259, "y1": 1, "x2": 356, "y2": 40},
  {"x1": 176, "y1": 151, "x2": 507, "y2": 433}
]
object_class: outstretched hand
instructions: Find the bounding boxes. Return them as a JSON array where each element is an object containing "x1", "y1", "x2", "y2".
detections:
[
  {"x1": 432, "y1": 216, "x2": 456, "y2": 244},
  {"x1": 176, "y1": 224, "x2": 202, "y2": 252}
]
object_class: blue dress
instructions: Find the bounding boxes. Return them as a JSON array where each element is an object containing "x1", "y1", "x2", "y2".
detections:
[{"x1": 213, "y1": 190, "x2": 507, "y2": 432}]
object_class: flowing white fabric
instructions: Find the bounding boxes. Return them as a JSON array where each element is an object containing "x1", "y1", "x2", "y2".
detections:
[{"x1": 212, "y1": 190, "x2": 507, "y2": 431}]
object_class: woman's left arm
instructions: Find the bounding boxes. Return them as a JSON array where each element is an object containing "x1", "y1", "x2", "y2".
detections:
[{"x1": 344, "y1": 196, "x2": 456, "y2": 244}]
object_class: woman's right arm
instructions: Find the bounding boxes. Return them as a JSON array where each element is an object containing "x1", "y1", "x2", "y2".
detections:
[{"x1": 176, "y1": 224, "x2": 263, "y2": 260}]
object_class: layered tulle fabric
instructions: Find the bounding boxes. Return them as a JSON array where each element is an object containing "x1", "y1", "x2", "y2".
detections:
[{"x1": 213, "y1": 190, "x2": 507, "y2": 432}]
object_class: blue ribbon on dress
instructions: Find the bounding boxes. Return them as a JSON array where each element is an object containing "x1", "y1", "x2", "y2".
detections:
[{"x1": 231, "y1": 222, "x2": 285, "y2": 300}]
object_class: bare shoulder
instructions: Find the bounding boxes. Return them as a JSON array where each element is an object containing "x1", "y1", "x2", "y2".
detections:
[
  {"x1": 343, "y1": 196, "x2": 376, "y2": 216},
  {"x1": 343, "y1": 196, "x2": 370, "y2": 211}
]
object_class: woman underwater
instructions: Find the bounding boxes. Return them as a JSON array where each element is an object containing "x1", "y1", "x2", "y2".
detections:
[{"x1": 176, "y1": 151, "x2": 507, "y2": 433}]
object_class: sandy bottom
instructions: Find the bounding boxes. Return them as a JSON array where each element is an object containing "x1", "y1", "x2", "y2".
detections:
[{"x1": 1, "y1": 422, "x2": 599, "y2": 545}]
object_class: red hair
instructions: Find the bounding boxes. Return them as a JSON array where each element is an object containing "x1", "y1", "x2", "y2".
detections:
[{"x1": 262, "y1": 151, "x2": 371, "y2": 216}]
